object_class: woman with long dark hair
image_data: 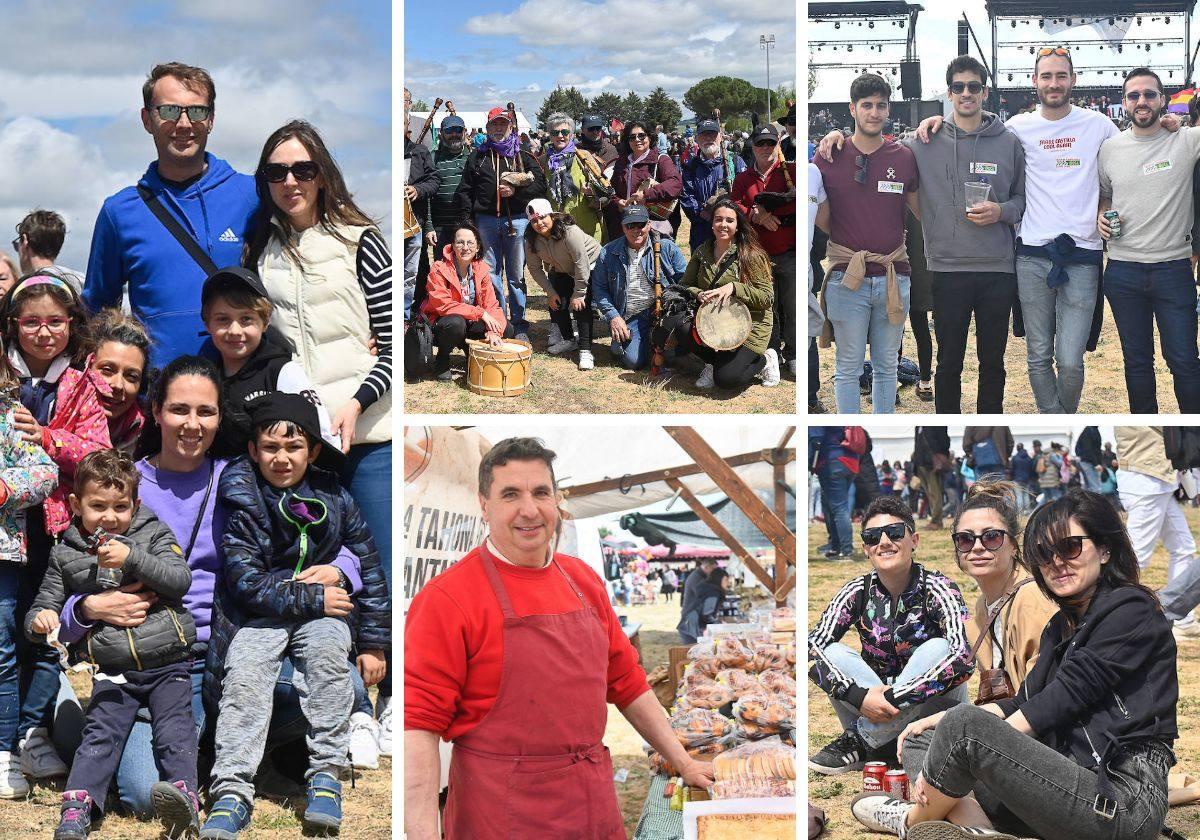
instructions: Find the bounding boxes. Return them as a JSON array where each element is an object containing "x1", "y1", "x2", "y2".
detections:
[
  {"x1": 523, "y1": 200, "x2": 601, "y2": 369},
  {"x1": 604, "y1": 120, "x2": 682, "y2": 242},
  {"x1": 853, "y1": 488, "x2": 1177, "y2": 840},
  {"x1": 674, "y1": 199, "x2": 778, "y2": 390}
]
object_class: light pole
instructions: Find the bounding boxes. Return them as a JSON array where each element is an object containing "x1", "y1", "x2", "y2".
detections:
[{"x1": 760, "y1": 34, "x2": 775, "y2": 122}]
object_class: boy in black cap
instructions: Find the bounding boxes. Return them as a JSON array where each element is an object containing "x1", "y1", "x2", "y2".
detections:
[
  {"x1": 200, "y1": 267, "x2": 343, "y2": 468},
  {"x1": 201, "y1": 393, "x2": 390, "y2": 839}
]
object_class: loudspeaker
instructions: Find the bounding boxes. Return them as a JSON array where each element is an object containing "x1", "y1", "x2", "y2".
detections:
[{"x1": 900, "y1": 60, "x2": 922, "y2": 99}]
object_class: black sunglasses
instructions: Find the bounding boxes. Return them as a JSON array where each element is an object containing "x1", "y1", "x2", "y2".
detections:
[
  {"x1": 10, "y1": 236, "x2": 21, "y2": 253},
  {"x1": 949, "y1": 81, "x2": 985, "y2": 95},
  {"x1": 550, "y1": 129, "x2": 572, "y2": 137},
  {"x1": 153, "y1": 104, "x2": 212, "y2": 122},
  {"x1": 861, "y1": 522, "x2": 912, "y2": 546},
  {"x1": 854, "y1": 154, "x2": 869, "y2": 185},
  {"x1": 952, "y1": 528, "x2": 1010, "y2": 553},
  {"x1": 623, "y1": 221, "x2": 648, "y2": 229},
  {"x1": 261, "y1": 161, "x2": 321, "y2": 183},
  {"x1": 1032, "y1": 535, "x2": 1095, "y2": 565},
  {"x1": 628, "y1": 132, "x2": 649, "y2": 140}
]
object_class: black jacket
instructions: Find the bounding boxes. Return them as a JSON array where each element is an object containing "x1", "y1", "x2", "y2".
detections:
[
  {"x1": 913, "y1": 426, "x2": 951, "y2": 469},
  {"x1": 209, "y1": 327, "x2": 300, "y2": 459},
  {"x1": 1075, "y1": 426, "x2": 1103, "y2": 466},
  {"x1": 998, "y1": 583, "x2": 1178, "y2": 800},
  {"x1": 455, "y1": 148, "x2": 548, "y2": 220},
  {"x1": 405, "y1": 137, "x2": 441, "y2": 222}
]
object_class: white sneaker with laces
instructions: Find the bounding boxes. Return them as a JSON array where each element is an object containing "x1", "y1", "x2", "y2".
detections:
[
  {"x1": 349, "y1": 712, "x2": 380, "y2": 770},
  {"x1": 851, "y1": 792, "x2": 912, "y2": 837},
  {"x1": 759, "y1": 348, "x2": 781, "y2": 387},
  {"x1": 547, "y1": 323, "x2": 563, "y2": 347},
  {"x1": 578, "y1": 350, "x2": 595, "y2": 371},
  {"x1": 18, "y1": 727, "x2": 67, "y2": 779},
  {"x1": 695, "y1": 364, "x2": 715, "y2": 390},
  {"x1": 0, "y1": 751, "x2": 29, "y2": 798},
  {"x1": 547, "y1": 339, "x2": 578, "y2": 356},
  {"x1": 377, "y1": 702, "x2": 393, "y2": 757}
]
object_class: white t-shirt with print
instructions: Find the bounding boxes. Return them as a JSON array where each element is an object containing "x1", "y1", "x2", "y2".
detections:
[{"x1": 1005, "y1": 106, "x2": 1120, "y2": 250}]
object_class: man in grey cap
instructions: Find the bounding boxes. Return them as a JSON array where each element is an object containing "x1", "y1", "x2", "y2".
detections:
[
  {"x1": 591, "y1": 203, "x2": 687, "y2": 370},
  {"x1": 577, "y1": 114, "x2": 618, "y2": 168},
  {"x1": 680, "y1": 119, "x2": 746, "y2": 251}
]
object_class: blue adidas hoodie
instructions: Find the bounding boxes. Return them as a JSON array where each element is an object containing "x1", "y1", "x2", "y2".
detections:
[{"x1": 84, "y1": 153, "x2": 260, "y2": 368}]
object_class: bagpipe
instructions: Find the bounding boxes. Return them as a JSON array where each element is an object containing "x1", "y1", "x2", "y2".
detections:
[{"x1": 753, "y1": 140, "x2": 796, "y2": 214}]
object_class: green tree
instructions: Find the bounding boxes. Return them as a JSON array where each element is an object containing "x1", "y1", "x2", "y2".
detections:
[
  {"x1": 619, "y1": 91, "x2": 644, "y2": 123},
  {"x1": 412, "y1": 98, "x2": 430, "y2": 111},
  {"x1": 683, "y1": 76, "x2": 769, "y2": 123},
  {"x1": 536, "y1": 86, "x2": 589, "y2": 127},
  {"x1": 642, "y1": 86, "x2": 683, "y2": 132},
  {"x1": 590, "y1": 92, "x2": 622, "y2": 125},
  {"x1": 773, "y1": 84, "x2": 797, "y2": 120}
]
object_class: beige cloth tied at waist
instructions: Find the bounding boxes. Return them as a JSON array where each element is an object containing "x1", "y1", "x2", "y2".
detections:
[{"x1": 818, "y1": 240, "x2": 909, "y2": 348}]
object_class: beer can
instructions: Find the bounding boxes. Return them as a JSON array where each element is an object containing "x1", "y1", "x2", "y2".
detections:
[
  {"x1": 885, "y1": 769, "x2": 909, "y2": 799},
  {"x1": 1103, "y1": 209, "x2": 1122, "y2": 238},
  {"x1": 863, "y1": 761, "x2": 889, "y2": 792}
]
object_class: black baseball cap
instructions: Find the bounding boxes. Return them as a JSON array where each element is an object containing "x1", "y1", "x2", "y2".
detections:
[
  {"x1": 202, "y1": 267, "x2": 268, "y2": 307},
  {"x1": 696, "y1": 119, "x2": 720, "y2": 135},
  {"x1": 750, "y1": 124, "x2": 780, "y2": 143},
  {"x1": 245, "y1": 392, "x2": 347, "y2": 471},
  {"x1": 621, "y1": 204, "x2": 650, "y2": 225},
  {"x1": 582, "y1": 115, "x2": 604, "y2": 129}
]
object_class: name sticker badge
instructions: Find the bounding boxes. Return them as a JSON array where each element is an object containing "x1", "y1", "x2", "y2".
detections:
[
  {"x1": 877, "y1": 180, "x2": 905, "y2": 194},
  {"x1": 971, "y1": 162, "x2": 998, "y2": 175},
  {"x1": 1056, "y1": 158, "x2": 1082, "y2": 168},
  {"x1": 1143, "y1": 159, "x2": 1172, "y2": 175}
]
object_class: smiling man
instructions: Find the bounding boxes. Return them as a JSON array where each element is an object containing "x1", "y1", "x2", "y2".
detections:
[
  {"x1": 404, "y1": 437, "x2": 713, "y2": 840},
  {"x1": 84, "y1": 63, "x2": 259, "y2": 369},
  {"x1": 807, "y1": 495, "x2": 973, "y2": 775}
]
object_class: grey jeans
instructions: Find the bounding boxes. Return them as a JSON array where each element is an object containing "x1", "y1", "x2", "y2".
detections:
[
  {"x1": 209, "y1": 617, "x2": 353, "y2": 804},
  {"x1": 1015, "y1": 255, "x2": 1099, "y2": 414},
  {"x1": 902, "y1": 704, "x2": 1171, "y2": 840}
]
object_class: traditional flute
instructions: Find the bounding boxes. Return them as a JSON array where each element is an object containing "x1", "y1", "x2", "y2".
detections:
[{"x1": 651, "y1": 232, "x2": 664, "y2": 376}]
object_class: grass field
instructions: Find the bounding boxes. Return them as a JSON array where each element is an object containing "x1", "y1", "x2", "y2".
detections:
[
  {"x1": 806, "y1": 509, "x2": 1200, "y2": 839},
  {"x1": 812, "y1": 296, "x2": 1182, "y2": 415},
  {"x1": 405, "y1": 216, "x2": 798, "y2": 415},
  {"x1": 0, "y1": 674, "x2": 392, "y2": 839}
]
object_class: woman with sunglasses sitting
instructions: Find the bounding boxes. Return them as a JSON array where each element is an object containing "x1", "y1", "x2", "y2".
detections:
[
  {"x1": 855, "y1": 488, "x2": 1178, "y2": 840},
  {"x1": 808, "y1": 495, "x2": 973, "y2": 776}
]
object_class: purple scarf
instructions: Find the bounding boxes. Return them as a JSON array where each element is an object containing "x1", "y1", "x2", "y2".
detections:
[
  {"x1": 483, "y1": 131, "x2": 521, "y2": 158},
  {"x1": 547, "y1": 138, "x2": 580, "y2": 206},
  {"x1": 547, "y1": 138, "x2": 578, "y2": 173}
]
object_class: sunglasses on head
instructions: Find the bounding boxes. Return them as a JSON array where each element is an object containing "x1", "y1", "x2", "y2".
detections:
[
  {"x1": 153, "y1": 104, "x2": 212, "y2": 122},
  {"x1": 952, "y1": 528, "x2": 1010, "y2": 553},
  {"x1": 949, "y1": 81, "x2": 985, "y2": 95},
  {"x1": 261, "y1": 161, "x2": 320, "y2": 183},
  {"x1": 860, "y1": 522, "x2": 911, "y2": 546},
  {"x1": 1037, "y1": 46, "x2": 1070, "y2": 58},
  {"x1": 1032, "y1": 535, "x2": 1095, "y2": 565}
]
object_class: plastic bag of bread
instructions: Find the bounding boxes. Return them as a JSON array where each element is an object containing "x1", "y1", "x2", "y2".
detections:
[
  {"x1": 784, "y1": 641, "x2": 796, "y2": 666},
  {"x1": 735, "y1": 691, "x2": 795, "y2": 729},
  {"x1": 716, "y1": 668, "x2": 764, "y2": 698},
  {"x1": 681, "y1": 680, "x2": 734, "y2": 710},
  {"x1": 711, "y1": 735, "x2": 796, "y2": 799},
  {"x1": 687, "y1": 640, "x2": 716, "y2": 661},
  {"x1": 739, "y1": 720, "x2": 782, "y2": 739},
  {"x1": 646, "y1": 741, "x2": 726, "y2": 776},
  {"x1": 685, "y1": 656, "x2": 720, "y2": 681},
  {"x1": 750, "y1": 644, "x2": 790, "y2": 673},
  {"x1": 715, "y1": 636, "x2": 754, "y2": 669},
  {"x1": 758, "y1": 670, "x2": 796, "y2": 697},
  {"x1": 712, "y1": 777, "x2": 796, "y2": 799},
  {"x1": 670, "y1": 707, "x2": 739, "y2": 748}
]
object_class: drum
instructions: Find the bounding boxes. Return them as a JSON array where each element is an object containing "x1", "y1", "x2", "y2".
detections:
[
  {"x1": 693, "y1": 298, "x2": 751, "y2": 351},
  {"x1": 466, "y1": 339, "x2": 532, "y2": 397}
]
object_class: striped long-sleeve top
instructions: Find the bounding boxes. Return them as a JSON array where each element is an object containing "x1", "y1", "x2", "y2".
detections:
[
  {"x1": 354, "y1": 228, "x2": 392, "y2": 410},
  {"x1": 808, "y1": 563, "x2": 974, "y2": 710}
]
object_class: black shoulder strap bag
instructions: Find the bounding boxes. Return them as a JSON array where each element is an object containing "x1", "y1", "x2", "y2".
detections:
[{"x1": 137, "y1": 185, "x2": 220, "y2": 276}]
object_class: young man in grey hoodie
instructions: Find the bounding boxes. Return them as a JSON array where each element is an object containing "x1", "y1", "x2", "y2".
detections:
[{"x1": 904, "y1": 56, "x2": 1025, "y2": 414}]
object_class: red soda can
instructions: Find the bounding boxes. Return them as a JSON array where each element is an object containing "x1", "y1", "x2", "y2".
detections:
[
  {"x1": 885, "y1": 769, "x2": 909, "y2": 799},
  {"x1": 862, "y1": 761, "x2": 888, "y2": 792}
]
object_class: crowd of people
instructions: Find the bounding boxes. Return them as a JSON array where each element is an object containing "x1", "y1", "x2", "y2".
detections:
[
  {"x1": 403, "y1": 89, "x2": 798, "y2": 393},
  {"x1": 808, "y1": 425, "x2": 1200, "y2": 839},
  {"x1": 808, "y1": 48, "x2": 1200, "y2": 415},
  {"x1": 0, "y1": 62, "x2": 393, "y2": 840}
]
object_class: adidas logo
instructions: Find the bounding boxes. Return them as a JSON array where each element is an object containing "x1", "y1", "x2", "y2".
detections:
[{"x1": 219, "y1": 228, "x2": 239, "y2": 243}]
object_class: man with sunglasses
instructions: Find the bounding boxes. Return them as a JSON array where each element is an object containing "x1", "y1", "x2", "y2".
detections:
[
  {"x1": 577, "y1": 115, "x2": 619, "y2": 169},
  {"x1": 808, "y1": 496, "x2": 972, "y2": 775},
  {"x1": 1098, "y1": 68, "x2": 1200, "y2": 413},
  {"x1": 85, "y1": 62, "x2": 259, "y2": 369}
]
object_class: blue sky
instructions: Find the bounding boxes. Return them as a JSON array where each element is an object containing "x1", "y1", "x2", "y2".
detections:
[
  {"x1": 0, "y1": 0, "x2": 390, "y2": 269},
  {"x1": 404, "y1": 0, "x2": 796, "y2": 125}
]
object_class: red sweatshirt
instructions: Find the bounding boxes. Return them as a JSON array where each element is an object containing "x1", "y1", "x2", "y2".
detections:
[
  {"x1": 404, "y1": 544, "x2": 650, "y2": 740},
  {"x1": 732, "y1": 160, "x2": 797, "y2": 256}
]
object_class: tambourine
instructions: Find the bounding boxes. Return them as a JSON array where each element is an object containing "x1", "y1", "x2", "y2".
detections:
[{"x1": 693, "y1": 298, "x2": 752, "y2": 351}]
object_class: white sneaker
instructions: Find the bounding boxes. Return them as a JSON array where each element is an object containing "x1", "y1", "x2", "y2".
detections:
[
  {"x1": 578, "y1": 350, "x2": 595, "y2": 371},
  {"x1": 18, "y1": 727, "x2": 67, "y2": 779},
  {"x1": 349, "y1": 712, "x2": 380, "y2": 770},
  {"x1": 695, "y1": 364, "x2": 715, "y2": 390},
  {"x1": 0, "y1": 752, "x2": 28, "y2": 798},
  {"x1": 547, "y1": 322, "x2": 563, "y2": 347},
  {"x1": 377, "y1": 702, "x2": 393, "y2": 757},
  {"x1": 759, "y1": 348, "x2": 781, "y2": 387},
  {"x1": 907, "y1": 823, "x2": 1031, "y2": 840},
  {"x1": 547, "y1": 339, "x2": 578, "y2": 356},
  {"x1": 1174, "y1": 615, "x2": 1200, "y2": 640},
  {"x1": 851, "y1": 792, "x2": 912, "y2": 837}
]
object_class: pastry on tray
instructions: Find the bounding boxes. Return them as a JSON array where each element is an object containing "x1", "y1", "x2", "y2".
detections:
[{"x1": 696, "y1": 812, "x2": 795, "y2": 840}]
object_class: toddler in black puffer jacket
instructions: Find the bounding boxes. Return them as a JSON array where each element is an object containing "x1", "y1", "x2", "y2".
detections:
[{"x1": 26, "y1": 449, "x2": 200, "y2": 840}]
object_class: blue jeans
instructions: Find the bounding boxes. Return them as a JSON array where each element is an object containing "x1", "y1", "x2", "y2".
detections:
[
  {"x1": 608, "y1": 310, "x2": 654, "y2": 370},
  {"x1": 1078, "y1": 461, "x2": 1101, "y2": 493},
  {"x1": 821, "y1": 639, "x2": 969, "y2": 748},
  {"x1": 403, "y1": 232, "x2": 421, "y2": 322},
  {"x1": 0, "y1": 565, "x2": 19, "y2": 751},
  {"x1": 1102, "y1": 258, "x2": 1200, "y2": 413},
  {"x1": 824, "y1": 270, "x2": 911, "y2": 413},
  {"x1": 817, "y1": 460, "x2": 853, "y2": 556},
  {"x1": 17, "y1": 523, "x2": 62, "y2": 740},
  {"x1": 1015, "y1": 255, "x2": 1098, "y2": 413},
  {"x1": 478, "y1": 214, "x2": 530, "y2": 334},
  {"x1": 342, "y1": 441, "x2": 392, "y2": 702}
]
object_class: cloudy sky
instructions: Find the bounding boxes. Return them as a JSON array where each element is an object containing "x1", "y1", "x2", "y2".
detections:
[
  {"x1": 0, "y1": 0, "x2": 390, "y2": 271},
  {"x1": 809, "y1": 2, "x2": 1192, "y2": 102},
  {"x1": 403, "y1": 0, "x2": 797, "y2": 124}
]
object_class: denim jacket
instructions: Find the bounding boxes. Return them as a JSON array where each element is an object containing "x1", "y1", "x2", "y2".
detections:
[{"x1": 590, "y1": 235, "x2": 688, "y2": 321}]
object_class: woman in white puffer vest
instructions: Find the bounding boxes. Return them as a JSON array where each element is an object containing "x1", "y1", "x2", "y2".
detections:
[{"x1": 243, "y1": 120, "x2": 394, "y2": 752}]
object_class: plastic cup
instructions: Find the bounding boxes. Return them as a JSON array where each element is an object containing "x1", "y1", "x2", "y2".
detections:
[{"x1": 965, "y1": 181, "x2": 992, "y2": 211}]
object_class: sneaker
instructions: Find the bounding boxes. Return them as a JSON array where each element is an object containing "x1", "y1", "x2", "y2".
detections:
[
  {"x1": 303, "y1": 771, "x2": 343, "y2": 835},
  {"x1": 0, "y1": 751, "x2": 29, "y2": 798},
  {"x1": 200, "y1": 794, "x2": 252, "y2": 839},
  {"x1": 808, "y1": 730, "x2": 869, "y2": 775},
  {"x1": 377, "y1": 702, "x2": 393, "y2": 757},
  {"x1": 548, "y1": 322, "x2": 563, "y2": 347},
  {"x1": 695, "y1": 364, "x2": 715, "y2": 390},
  {"x1": 54, "y1": 790, "x2": 92, "y2": 840},
  {"x1": 19, "y1": 726, "x2": 68, "y2": 779},
  {"x1": 1174, "y1": 615, "x2": 1200, "y2": 640},
  {"x1": 578, "y1": 350, "x2": 595, "y2": 371},
  {"x1": 349, "y1": 711, "x2": 381, "y2": 770},
  {"x1": 850, "y1": 792, "x2": 912, "y2": 837},
  {"x1": 916, "y1": 379, "x2": 934, "y2": 402},
  {"x1": 151, "y1": 779, "x2": 200, "y2": 838},
  {"x1": 907, "y1": 823, "x2": 1031, "y2": 840},
  {"x1": 808, "y1": 398, "x2": 827, "y2": 414},
  {"x1": 758, "y1": 348, "x2": 781, "y2": 387},
  {"x1": 548, "y1": 338, "x2": 578, "y2": 356}
]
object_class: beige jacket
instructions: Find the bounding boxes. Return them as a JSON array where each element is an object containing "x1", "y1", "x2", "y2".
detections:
[
  {"x1": 969, "y1": 579, "x2": 1059, "y2": 689},
  {"x1": 819, "y1": 239, "x2": 908, "y2": 348},
  {"x1": 1116, "y1": 426, "x2": 1175, "y2": 484},
  {"x1": 523, "y1": 224, "x2": 602, "y2": 300}
]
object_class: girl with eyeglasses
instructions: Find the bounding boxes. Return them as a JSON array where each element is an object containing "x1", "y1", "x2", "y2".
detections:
[{"x1": 856, "y1": 488, "x2": 1178, "y2": 840}]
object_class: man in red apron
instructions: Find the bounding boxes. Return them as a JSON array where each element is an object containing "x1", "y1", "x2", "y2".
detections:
[{"x1": 405, "y1": 437, "x2": 714, "y2": 839}]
